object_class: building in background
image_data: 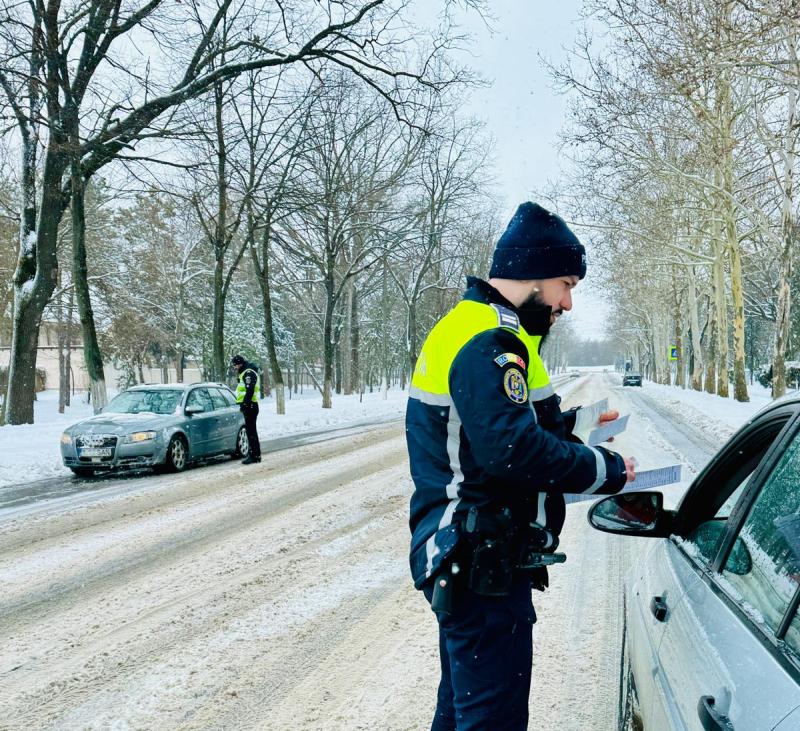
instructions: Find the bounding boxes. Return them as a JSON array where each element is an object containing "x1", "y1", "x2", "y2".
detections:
[{"x1": 0, "y1": 322, "x2": 203, "y2": 393}]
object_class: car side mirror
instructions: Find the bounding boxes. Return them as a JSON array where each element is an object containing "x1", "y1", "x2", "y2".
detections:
[
  {"x1": 185, "y1": 405, "x2": 204, "y2": 415},
  {"x1": 588, "y1": 491, "x2": 673, "y2": 537}
]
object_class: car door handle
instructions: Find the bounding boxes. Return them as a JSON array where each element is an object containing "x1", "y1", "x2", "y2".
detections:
[
  {"x1": 698, "y1": 695, "x2": 734, "y2": 730},
  {"x1": 650, "y1": 595, "x2": 668, "y2": 622}
]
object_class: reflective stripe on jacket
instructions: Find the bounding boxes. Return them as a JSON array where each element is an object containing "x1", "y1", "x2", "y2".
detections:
[{"x1": 406, "y1": 278, "x2": 627, "y2": 589}]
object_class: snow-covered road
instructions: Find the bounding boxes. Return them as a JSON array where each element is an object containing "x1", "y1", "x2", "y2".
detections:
[{"x1": 0, "y1": 373, "x2": 748, "y2": 730}]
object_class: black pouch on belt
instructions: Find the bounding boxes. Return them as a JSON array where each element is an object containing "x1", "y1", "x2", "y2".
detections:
[
  {"x1": 462, "y1": 505, "x2": 518, "y2": 597},
  {"x1": 469, "y1": 539, "x2": 515, "y2": 596}
]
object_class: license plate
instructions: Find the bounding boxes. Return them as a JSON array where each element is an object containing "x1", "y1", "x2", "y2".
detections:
[{"x1": 79, "y1": 447, "x2": 112, "y2": 457}]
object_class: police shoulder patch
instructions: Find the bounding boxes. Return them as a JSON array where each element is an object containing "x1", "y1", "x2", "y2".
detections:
[
  {"x1": 494, "y1": 352, "x2": 526, "y2": 369},
  {"x1": 491, "y1": 304, "x2": 519, "y2": 332},
  {"x1": 503, "y1": 367, "x2": 528, "y2": 404}
]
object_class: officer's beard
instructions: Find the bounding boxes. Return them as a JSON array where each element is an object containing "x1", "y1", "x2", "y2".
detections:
[{"x1": 517, "y1": 290, "x2": 554, "y2": 336}]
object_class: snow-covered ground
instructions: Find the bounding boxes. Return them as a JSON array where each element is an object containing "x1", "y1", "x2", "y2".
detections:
[
  {"x1": 640, "y1": 379, "x2": 780, "y2": 442},
  {"x1": 0, "y1": 387, "x2": 408, "y2": 488},
  {"x1": 0, "y1": 373, "x2": 780, "y2": 491},
  {"x1": 0, "y1": 372, "x2": 793, "y2": 730}
]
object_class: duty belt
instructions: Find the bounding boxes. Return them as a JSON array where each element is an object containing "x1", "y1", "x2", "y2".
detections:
[{"x1": 430, "y1": 505, "x2": 566, "y2": 613}]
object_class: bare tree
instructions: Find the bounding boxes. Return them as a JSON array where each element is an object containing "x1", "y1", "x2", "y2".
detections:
[{"x1": 0, "y1": 0, "x2": 471, "y2": 423}]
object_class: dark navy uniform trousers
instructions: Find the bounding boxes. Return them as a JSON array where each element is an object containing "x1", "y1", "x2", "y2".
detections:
[{"x1": 423, "y1": 577, "x2": 536, "y2": 731}]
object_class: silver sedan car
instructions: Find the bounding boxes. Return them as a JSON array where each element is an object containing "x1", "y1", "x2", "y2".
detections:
[
  {"x1": 589, "y1": 394, "x2": 800, "y2": 731},
  {"x1": 60, "y1": 383, "x2": 249, "y2": 477}
]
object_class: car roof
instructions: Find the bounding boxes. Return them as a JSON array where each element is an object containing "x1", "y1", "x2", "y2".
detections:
[
  {"x1": 127, "y1": 382, "x2": 233, "y2": 392},
  {"x1": 751, "y1": 391, "x2": 800, "y2": 420}
]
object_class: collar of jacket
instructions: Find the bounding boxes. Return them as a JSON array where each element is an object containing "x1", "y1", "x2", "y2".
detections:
[{"x1": 463, "y1": 276, "x2": 552, "y2": 336}]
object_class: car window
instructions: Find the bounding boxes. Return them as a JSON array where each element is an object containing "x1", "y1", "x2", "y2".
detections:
[
  {"x1": 209, "y1": 388, "x2": 229, "y2": 410},
  {"x1": 678, "y1": 419, "x2": 789, "y2": 567},
  {"x1": 219, "y1": 388, "x2": 237, "y2": 407},
  {"x1": 105, "y1": 389, "x2": 182, "y2": 415},
  {"x1": 720, "y1": 426, "x2": 800, "y2": 639},
  {"x1": 684, "y1": 472, "x2": 755, "y2": 565},
  {"x1": 186, "y1": 388, "x2": 214, "y2": 412}
]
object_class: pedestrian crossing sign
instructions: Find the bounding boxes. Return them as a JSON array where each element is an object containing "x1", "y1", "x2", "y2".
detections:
[{"x1": 669, "y1": 346, "x2": 679, "y2": 361}]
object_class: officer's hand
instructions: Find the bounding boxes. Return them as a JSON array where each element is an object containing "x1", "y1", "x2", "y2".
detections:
[
  {"x1": 599, "y1": 410, "x2": 619, "y2": 442},
  {"x1": 624, "y1": 457, "x2": 636, "y2": 483},
  {"x1": 599, "y1": 409, "x2": 619, "y2": 423}
]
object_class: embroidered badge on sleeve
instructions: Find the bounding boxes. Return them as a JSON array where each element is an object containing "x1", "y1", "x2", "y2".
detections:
[
  {"x1": 503, "y1": 367, "x2": 528, "y2": 404},
  {"x1": 494, "y1": 352, "x2": 526, "y2": 369}
]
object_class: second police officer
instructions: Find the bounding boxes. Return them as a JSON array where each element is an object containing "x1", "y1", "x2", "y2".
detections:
[
  {"x1": 406, "y1": 202, "x2": 636, "y2": 731},
  {"x1": 230, "y1": 354, "x2": 262, "y2": 465}
]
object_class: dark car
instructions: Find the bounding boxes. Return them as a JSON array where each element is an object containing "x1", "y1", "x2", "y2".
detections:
[
  {"x1": 623, "y1": 373, "x2": 642, "y2": 387},
  {"x1": 60, "y1": 383, "x2": 249, "y2": 477},
  {"x1": 588, "y1": 394, "x2": 800, "y2": 730}
]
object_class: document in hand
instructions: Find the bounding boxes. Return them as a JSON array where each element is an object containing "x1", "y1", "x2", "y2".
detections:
[
  {"x1": 563, "y1": 464, "x2": 682, "y2": 505},
  {"x1": 586, "y1": 415, "x2": 629, "y2": 446},
  {"x1": 572, "y1": 398, "x2": 608, "y2": 444},
  {"x1": 573, "y1": 398, "x2": 631, "y2": 445}
]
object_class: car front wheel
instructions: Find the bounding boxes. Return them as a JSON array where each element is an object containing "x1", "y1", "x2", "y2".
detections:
[
  {"x1": 162, "y1": 435, "x2": 188, "y2": 473},
  {"x1": 233, "y1": 426, "x2": 249, "y2": 458}
]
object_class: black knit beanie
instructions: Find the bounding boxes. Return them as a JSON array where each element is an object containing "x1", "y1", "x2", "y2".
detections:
[{"x1": 489, "y1": 202, "x2": 587, "y2": 280}]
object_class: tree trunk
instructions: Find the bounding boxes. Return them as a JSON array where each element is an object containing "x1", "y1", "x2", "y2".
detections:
[
  {"x1": 252, "y1": 216, "x2": 286, "y2": 413},
  {"x1": 176, "y1": 349, "x2": 184, "y2": 383},
  {"x1": 71, "y1": 161, "x2": 108, "y2": 412},
  {"x1": 381, "y1": 258, "x2": 390, "y2": 399},
  {"x1": 721, "y1": 150, "x2": 748, "y2": 401},
  {"x1": 772, "y1": 60, "x2": 797, "y2": 399},
  {"x1": 211, "y1": 81, "x2": 228, "y2": 382},
  {"x1": 673, "y1": 273, "x2": 685, "y2": 388},
  {"x1": 335, "y1": 338, "x2": 343, "y2": 395},
  {"x1": 211, "y1": 257, "x2": 225, "y2": 381},
  {"x1": 5, "y1": 143, "x2": 69, "y2": 424},
  {"x1": 322, "y1": 272, "x2": 335, "y2": 409},
  {"x1": 711, "y1": 211, "x2": 729, "y2": 397},
  {"x1": 704, "y1": 314, "x2": 717, "y2": 395},
  {"x1": 407, "y1": 300, "x2": 418, "y2": 379},
  {"x1": 686, "y1": 264, "x2": 704, "y2": 390},
  {"x1": 342, "y1": 281, "x2": 353, "y2": 395},
  {"x1": 350, "y1": 282, "x2": 360, "y2": 395},
  {"x1": 57, "y1": 282, "x2": 74, "y2": 413}
]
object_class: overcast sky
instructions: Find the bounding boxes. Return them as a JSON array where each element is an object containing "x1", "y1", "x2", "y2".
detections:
[{"x1": 440, "y1": 1, "x2": 611, "y2": 339}]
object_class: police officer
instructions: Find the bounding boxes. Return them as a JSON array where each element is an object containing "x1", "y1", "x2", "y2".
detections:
[
  {"x1": 230, "y1": 354, "x2": 261, "y2": 464},
  {"x1": 406, "y1": 202, "x2": 636, "y2": 731}
]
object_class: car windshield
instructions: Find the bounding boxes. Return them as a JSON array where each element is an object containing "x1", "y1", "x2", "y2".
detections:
[{"x1": 105, "y1": 389, "x2": 183, "y2": 415}]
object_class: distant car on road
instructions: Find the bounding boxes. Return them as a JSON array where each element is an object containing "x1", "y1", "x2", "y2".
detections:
[
  {"x1": 569, "y1": 369, "x2": 581, "y2": 378},
  {"x1": 589, "y1": 394, "x2": 800, "y2": 730},
  {"x1": 60, "y1": 383, "x2": 249, "y2": 477},
  {"x1": 622, "y1": 373, "x2": 642, "y2": 387}
]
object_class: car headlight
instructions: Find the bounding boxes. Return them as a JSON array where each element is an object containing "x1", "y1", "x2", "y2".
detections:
[
  {"x1": 61, "y1": 432, "x2": 72, "y2": 445},
  {"x1": 125, "y1": 431, "x2": 157, "y2": 443}
]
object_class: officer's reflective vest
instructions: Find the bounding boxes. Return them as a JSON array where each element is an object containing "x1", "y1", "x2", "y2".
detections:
[
  {"x1": 407, "y1": 299, "x2": 555, "y2": 587},
  {"x1": 236, "y1": 367, "x2": 260, "y2": 403},
  {"x1": 411, "y1": 300, "x2": 553, "y2": 406}
]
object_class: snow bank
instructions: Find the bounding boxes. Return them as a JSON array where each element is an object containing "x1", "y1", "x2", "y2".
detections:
[
  {"x1": 641, "y1": 380, "x2": 779, "y2": 442},
  {"x1": 0, "y1": 388, "x2": 408, "y2": 488}
]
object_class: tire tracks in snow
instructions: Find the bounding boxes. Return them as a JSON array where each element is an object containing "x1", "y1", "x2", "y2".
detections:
[
  {"x1": 1, "y1": 426, "x2": 413, "y2": 728},
  {"x1": 0, "y1": 429, "x2": 405, "y2": 620}
]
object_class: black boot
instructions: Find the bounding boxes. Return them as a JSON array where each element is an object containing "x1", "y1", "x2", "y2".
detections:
[{"x1": 241, "y1": 455, "x2": 261, "y2": 465}]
